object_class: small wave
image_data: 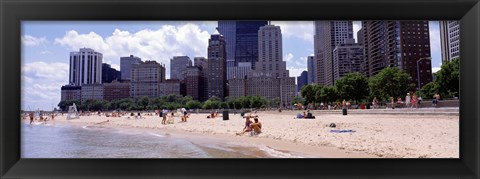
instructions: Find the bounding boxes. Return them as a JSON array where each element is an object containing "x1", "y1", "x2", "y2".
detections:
[
  {"x1": 258, "y1": 146, "x2": 304, "y2": 158},
  {"x1": 82, "y1": 125, "x2": 90, "y2": 129},
  {"x1": 149, "y1": 133, "x2": 165, "y2": 138},
  {"x1": 226, "y1": 141, "x2": 303, "y2": 158}
]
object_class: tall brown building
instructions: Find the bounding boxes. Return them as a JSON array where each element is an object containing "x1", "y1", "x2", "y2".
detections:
[
  {"x1": 103, "y1": 80, "x2": 130, "y2": 101},
  {"x1": 185, "y1": 66, "x2": 204, "y2": 101},
  {"x1": 205, "y1": 30, "x2": 227, "y2": 100},
  {"x1": 362, "y1": 21, "x2": 432, "y2": 89}
]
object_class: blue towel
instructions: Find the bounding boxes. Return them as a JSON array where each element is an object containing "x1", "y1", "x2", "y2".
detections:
[{"x1": 330, "y1": 130, "x2": 356, "y2": 133}]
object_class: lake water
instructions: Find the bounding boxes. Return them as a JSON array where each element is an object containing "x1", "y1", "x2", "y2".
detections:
[{"x1": 21, "y1": 123, "x2": 302, "y2": 158}]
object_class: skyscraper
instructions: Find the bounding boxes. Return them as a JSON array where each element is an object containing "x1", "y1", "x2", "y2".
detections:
[
  {"x1": 218, "y1": 21, "x2": 237, "y2": 80},
  {"x1": 234, "y1": 21, "x2": 268, "y2": 70},
  {"x1": 130, "y1": 61, "x2": 166, "y2": 98},
  {"x1": 230, "y1": 24, "x2": 296, "y2": 107},
  {"x1": 120, "y1": 55, "x2": 142, "y2": 81},
  {"x1": 307, "y1": 56, "x2": 315, "y2": 84},
  {"x1": 297, "y1": 71, "x2": 308, "y2": 92},
  {"x1": 170, "y1": 56, "x2": 192, "y2": 81},
  {"x1": 314, "y1": 21, "x2": 353, "y2": 86},
  {"x1": 440, "y1": 21, "x2": 460, "y2": 63},
  {"x1": 185, "y1": 66, "x2": 204, "y2": 101},
  {"x1": 206, "y1": 30, "x2": 227, "y2": 99},
  {"x1": 101, "y1": 63, "x2": 121, "y2": 83},
  {"x1": 363, "y1": 21, "x2": 432, "y2": 88},
  {"x1": 333, "y1": 38, "x2": 364, "y2": 83},
  {"x1": 69, "y1": 48, "x2": 103, "y2": 86}
]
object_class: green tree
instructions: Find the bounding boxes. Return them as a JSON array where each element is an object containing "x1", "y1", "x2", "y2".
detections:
[
  {"x1": 300, "y1": 85, "x2": 317, "y2": 105},
  {"x1": 335, "y1": 73, "x2": 369, "y2": 103},
  {"x1": 420, "y1": 82, "x2": 440, "y2": 99},
  {"x1": 186, "y1": 100, "x2": 202, "y2": 109},
  {"x1": 368, "y1": 67, "x2": 415, "y2": 100},
  {"x1": 435, "y1": 58, "x2": 460, "y2": 98}
]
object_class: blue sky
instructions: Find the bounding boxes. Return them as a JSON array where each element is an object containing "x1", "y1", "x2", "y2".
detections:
[{"x1": 21, "y1": 21, "x2": 442, "y2": 111}]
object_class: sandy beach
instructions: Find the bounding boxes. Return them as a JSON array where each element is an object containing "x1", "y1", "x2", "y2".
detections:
[{"x1": 24, "y1": 110, "x2": 459, "y2": 158}]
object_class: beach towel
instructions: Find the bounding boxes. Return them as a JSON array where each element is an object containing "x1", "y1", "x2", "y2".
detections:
[{"x1": 330, "y1": 130, "x2": 356, "y2": 133}]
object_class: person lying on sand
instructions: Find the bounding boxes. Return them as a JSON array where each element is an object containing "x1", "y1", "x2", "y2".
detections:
[
  {"x1": 236, "y1": 117, "x2": 253, "y2": 135},
  {"x1": 295, "y1": 112, "x2": 306, "y2": 119},
  {"x1": 249, "y1": 117, "x2": 262, "y2": 135}
]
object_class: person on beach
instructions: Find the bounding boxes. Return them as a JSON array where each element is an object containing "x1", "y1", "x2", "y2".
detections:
[
  {"x1": 412, "y1": 93, "x2": 418, "y2": 108},
  {"x1": 29, "y1": 112, "x2": 34, "y2": 125},
  {"x1": 162, "y1": 110, "x2": 167, "y2": 125},
  {"x1": 391, "y1": 97, "x2": 395, "y2": 109},
  {"x1": 372, "y1": 97, "x2": 379, "y2": 109},
  {"x1": 405, "y1": 93, "x2": 411, "y2": 108},
  {"x1": 51, "y1": 113, "x2": 55, "y2": 120},
  {"x1": 295, "y1": 112, "x2": 306, "y2": 119},
  {"x1": 433, "y1": 92, "x2": 440, "y2": 107},
  {"x1": 250, "y1": 117, "x2": 262, "y2": 135},
  {"x1": 236, "y1": 117, "x2": 253, "y2": 135},
  {"x1": 418, "y1": 95, "x2": 423, "y2": 107},
  {"x1": 168, "y1": 112, "x2": 175, "y2": 124}
]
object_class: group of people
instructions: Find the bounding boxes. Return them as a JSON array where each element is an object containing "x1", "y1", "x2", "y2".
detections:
[
  {"x1": 207, "y1": 111, "x2": 219, "y2": 119},
  {"x1": 27, "y1": 112, "x2": 56, "y2": 124},
  {"x1": 389, "y1": 92, "x2": 427, "y2": 109},
  {"x1": 295, "y1": 110, "x2": 315, "y2": 119},
  {"x1": 160, "y1": 108, "x2": 189, "y2": 125},
  {"x1": 236, "y1": 116, "x2": 262, "y2": 136}
]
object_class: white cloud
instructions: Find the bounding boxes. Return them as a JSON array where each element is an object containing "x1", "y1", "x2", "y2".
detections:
[
  {"x1": 432, "y1": 67, "x2": 441, "y2": 73},
  {"x1": 22, "y1": 35, "x2": 48, "y2": 46},
  {"x1": 284, "y1": 53, "x2": 308, "y2": 78},
  {"x1": 284, "y1": 53, "x2": 294, "y2": 62},
  {"x1": 40, "y1": 50, "x2": 52, "y2": 55},
  {"x1": 54, "y1": 23, "x2": 211, "y2": 78},
  {"x1": 22, "y1": 61, "x2": 69, "y2": 110},
  {"x1": 272, "y1": 21, "x2": 314, "y2": 42}
]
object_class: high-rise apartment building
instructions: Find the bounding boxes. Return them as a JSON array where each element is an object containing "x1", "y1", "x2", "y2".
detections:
[
  {"x1": 333, "y1": 38, "x2": 364, "y2": 82},
  {"x1": 185, "y1": 66, "x2": 204, "y2": 101},
  {"x1": 81, "y1": 84, "x2": 104, "y2": 102},
  {"x1": 130, "y1": 61, "x2": 166, "y2": 98},
  {"x1": 69, "y1": 48, "x2": 103, "y2": 86},
  {"x1": 440, "y1": 21, "x2": 460, "y2": 63},
  {"x1": 120, "y1": 55, "x2": 142, "y2": 81},
  {"x1": 159, "y1": 79, "x2": 181, "y2": 97},
  {"x1": 60, "y1": 85, "x2": 81, "y2": 102},
  {"x1": 170, "y1": 56, "x2": 192, "y2": 81},
  {"x1": 363, "y1": 21, "x2": 432, "y2": 88},
  {"x1": 314, "y1": 21, "x2": 353, "y2": 86},
  {"x1": 205, "y1": 30, "x2": 227, "y2": 99},
  {"x1": 103, "y1": 80, "x2": 130, "y2": 101}
]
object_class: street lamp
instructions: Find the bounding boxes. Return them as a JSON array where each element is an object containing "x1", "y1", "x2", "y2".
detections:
[{"x1": 416, "y1": 57, "x2": 432, "y2": 97}]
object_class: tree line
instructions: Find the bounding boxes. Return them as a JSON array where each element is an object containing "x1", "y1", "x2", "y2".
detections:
[
  {"x1": 58, "y1": 95, "x2": 277, "y2": 112},
  {"x1": 298, "y1": 58, "x2": 460, "y2": 106}
]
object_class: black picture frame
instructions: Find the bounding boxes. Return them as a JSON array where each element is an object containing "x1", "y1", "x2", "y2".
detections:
[{"x1": 1, "y1": 0, "x2": 479, "y2": 178}]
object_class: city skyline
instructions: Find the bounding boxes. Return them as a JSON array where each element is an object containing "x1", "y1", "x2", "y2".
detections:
[{"x1": 22, "y1": 21, "x2": 443, "y2": 110}]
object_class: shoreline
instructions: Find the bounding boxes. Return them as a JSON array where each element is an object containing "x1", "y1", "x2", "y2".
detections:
[
  {"x1": 28, "y1": 119, "x2": 377, "y2": 158},
  {"x1": 22, "y1": 110, "x2": 459, "y2": 158}
]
